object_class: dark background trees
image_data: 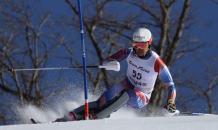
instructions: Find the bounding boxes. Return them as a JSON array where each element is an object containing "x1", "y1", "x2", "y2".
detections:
[
  {"x1": 0, "y1": 0, "x2": 72, "y2": 124},
  {"x1": 0, "y1": 0, "x2": 217, "y2": 125}
]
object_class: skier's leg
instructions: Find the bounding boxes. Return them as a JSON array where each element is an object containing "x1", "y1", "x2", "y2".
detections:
[
  {"x1": 70, "y1": 79, "x2": 131, "y2": 120},
  {"x1": 92, "y1": 89, "x2": 152, "y2": 119},
  {"x1": 94, "y1": 88, "x2": 151, "y2": 119},
  {"x1": 55, "y1": 89, "x2": 150, "y2": 122},
  {"x1": 58, "y1": 79, "x2": 131, "y2": 121},
  {"x1": 54, "y1": 101, "x2": 98, "y2": 122},
  {"x1": 90, "y1": 87, "x2": 151, "y2": 119},
  {"x1": 69, "y1": 101, "x2": 98, "y2": 120},
  {"x1": 96, "y1": 79, "x2": 132, "y2": 107},
  {"x1": 125, "y1": 89, "x2": 151, "y2": 108},
  {"x1": 92, "y1": 90, "x2": 129, "y2": 119}
]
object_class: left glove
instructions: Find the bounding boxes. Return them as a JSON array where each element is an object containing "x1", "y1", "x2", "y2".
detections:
[{"x1": 164, "y1": 99, "x2": 176, "y2": 113}]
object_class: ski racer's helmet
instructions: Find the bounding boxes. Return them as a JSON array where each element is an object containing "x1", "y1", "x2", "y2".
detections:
[{"x1": 133, "y1": 28, "x2": 153, "y2": 45}]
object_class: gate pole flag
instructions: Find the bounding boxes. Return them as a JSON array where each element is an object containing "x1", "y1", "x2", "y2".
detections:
[{"x1": 77, "y1": 0, "x2": 89, "y2": 120}]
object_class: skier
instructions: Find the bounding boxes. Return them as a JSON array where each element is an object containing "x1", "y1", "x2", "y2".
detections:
[{"x1": 55, "y1": 28, "x2": 176, "y2": 122}]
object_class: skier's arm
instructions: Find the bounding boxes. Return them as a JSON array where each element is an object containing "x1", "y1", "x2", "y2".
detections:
[
  {"x1": 154, "y1": 57, "x2": 176, "y2": 103},
  {"x1": 103, "y1": 48, "x2": 131, "y2": 64}
]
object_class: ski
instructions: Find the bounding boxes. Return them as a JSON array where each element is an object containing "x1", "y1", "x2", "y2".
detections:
[
  {"x1": 30, "y1": 118, "x2": 47, "y2": 124},
  {"x1": 30, "y1": 118, "x2": 66, "y2": 124},
  {"x1": 31, "y1": 119, "x2": 39, "y2": 124}
]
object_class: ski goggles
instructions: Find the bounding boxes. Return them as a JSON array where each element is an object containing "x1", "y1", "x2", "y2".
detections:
[{"x1": 133, "y1": 42, "x2": 149, "y2": 49}]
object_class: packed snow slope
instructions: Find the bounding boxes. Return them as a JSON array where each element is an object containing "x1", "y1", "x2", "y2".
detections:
[
  {"x1": 1, "y1": 101, "x2": 217, "y2": 130},
  {"x1": 1, "y1": 115, "x2": 218, "y2": 130}
]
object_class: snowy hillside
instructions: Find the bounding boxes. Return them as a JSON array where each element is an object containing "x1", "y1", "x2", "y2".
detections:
[
  {"x1": 1, "y1": 104, "x2": 218, "y2": 130},
  {"x1": 1, "y1": 115, "x2": 218, "y2": 130},
  {"x1": 1, "y1": 100, "x2": 217, "y2": 130}
]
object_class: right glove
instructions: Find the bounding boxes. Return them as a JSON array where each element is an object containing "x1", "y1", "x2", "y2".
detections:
[
  {"x1": 161, "y1": 99, "x2": 177, "y2": 117},
  {"x1": 101, "y1": 59, "x2": 120, "y2": 71},
  {"x1": 164, "y1": 99, "x2": 176, "y2": 113}
]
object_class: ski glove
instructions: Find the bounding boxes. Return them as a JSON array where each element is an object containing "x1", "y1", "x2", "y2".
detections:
[
  {"x1": 164, "y1": 99, "x2": 176, "y2": 113},
  {"x1": 102, "y1": 59, "x2": 120, "y2": 71}
]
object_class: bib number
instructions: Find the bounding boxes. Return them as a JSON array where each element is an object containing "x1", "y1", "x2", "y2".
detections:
[{"x1": 132, "y1": 70, "x2": 142, "y2": 80}]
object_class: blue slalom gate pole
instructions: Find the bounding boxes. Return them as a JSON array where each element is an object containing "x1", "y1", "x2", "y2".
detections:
[{"x1": 77, "y1": 0, "x2": 89, "y2": 120}]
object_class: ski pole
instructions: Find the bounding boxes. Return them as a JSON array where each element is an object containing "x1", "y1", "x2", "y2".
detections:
[
  {"x1": 11, "y1": 63, "x2": 120, "y2": 72},
  {"x1": 175, "y1": 110, "x2": 215, "y2": 116},
  {"x1": 12, "y1": 66, "x2": 98, "y2": 72}
]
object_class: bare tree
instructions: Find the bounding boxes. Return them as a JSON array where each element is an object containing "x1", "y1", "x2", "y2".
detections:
[
  {"x1": 211, "y1": 0, "x2": 218, "y2": 4},
  {"x1": 178, "y1": 56, "x2": 218, "y2": 114},
  {"x1": 0, "y1": 0, "x2": 71, "y2": 124}
]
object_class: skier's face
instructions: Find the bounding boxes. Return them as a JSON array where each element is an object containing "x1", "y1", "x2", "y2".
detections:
[
  {"x1": 135, "y1": 47, "x2": 149, "y2": 56},
  {"x1": 133, "y1": 42, "x2": 149, "y2": 56}
]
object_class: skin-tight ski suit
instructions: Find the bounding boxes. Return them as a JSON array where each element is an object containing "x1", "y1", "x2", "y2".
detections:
[{"x1": 96, "y1": 47, "x2": 176, "y2": 108}]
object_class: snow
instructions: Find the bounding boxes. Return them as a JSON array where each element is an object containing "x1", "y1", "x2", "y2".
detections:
[
  {"x1": 1, "y1": 107, "x2": 218, "y2": 130},
  {"x1": 1, "y1": 115, "x2": 218, "y2": 130}
]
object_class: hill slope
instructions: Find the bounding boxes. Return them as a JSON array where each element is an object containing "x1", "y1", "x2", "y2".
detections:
[{"x1": 1, "y1": 115, "x2": 218, "y2": 130}]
